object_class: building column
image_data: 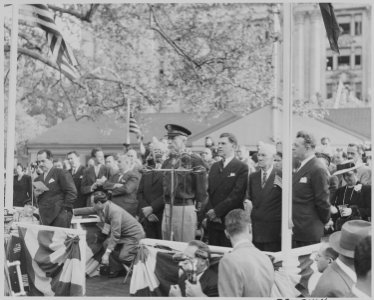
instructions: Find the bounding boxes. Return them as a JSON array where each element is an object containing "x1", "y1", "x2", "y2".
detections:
[
  {"x1": 294, "y1": 11, "x2": 305, "y2": 101},
  {"x1": 310, "y1": 10, "x2": 322, "y2": 102}
]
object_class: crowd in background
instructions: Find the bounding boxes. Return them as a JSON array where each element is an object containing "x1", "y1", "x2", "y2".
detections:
[{"x1": 10, "y1": 128, "x2": 372, "y2": 297}]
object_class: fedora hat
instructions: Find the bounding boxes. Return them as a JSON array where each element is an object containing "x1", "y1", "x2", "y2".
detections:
[
  {"x1": 329, "y1": 220, "x2": 371, "y2": 258},
  {"x1": 333, "y1": 160, "x2": 362, "y2": 176}
]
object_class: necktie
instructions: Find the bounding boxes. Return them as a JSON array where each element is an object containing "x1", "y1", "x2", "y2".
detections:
[
  {"x1": 262, "y1": 171, "x2": 267, "y2": 188},
  {"x1": 72, "y1": 168, "x2": 76, "y2": 175}
]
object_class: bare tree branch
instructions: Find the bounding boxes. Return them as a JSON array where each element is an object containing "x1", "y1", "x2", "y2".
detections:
[{"x1": 48, "y1": 4, "x2": 100, "y2": 22}]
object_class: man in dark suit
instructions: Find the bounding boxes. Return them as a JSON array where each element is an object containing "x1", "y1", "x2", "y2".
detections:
[
  {"x1": 67, "y1": 151, "x2": 86, "y2": 208},
  {"x1": 81, "y1": 148, "x2": 110, "y2": 206},
  {"x1": 103, "y1": 154, "x2": 140, "y2": 217},
  {"x1": 245, "y1": 142, "x2": 282, "y2": 252},
  {"x1": 292, "y1": 131, "x2": 331, "y2": 248},
  {"x1": 205, "y1": 132, "x2": 248, "y2": 247},
  {"x1": 34, "y1": 149, "x2": 77, "y2": 227},
  {"x1": 137, "y1": 144, "x2": 165, "y2": 239}
]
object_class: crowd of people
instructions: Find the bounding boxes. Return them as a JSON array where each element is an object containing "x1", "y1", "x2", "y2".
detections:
[{"x1": 11, "y1": 123, "x2": 372, "y2": 297}]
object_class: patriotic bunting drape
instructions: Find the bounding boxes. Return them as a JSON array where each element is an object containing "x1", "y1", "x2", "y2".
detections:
[
  {"x1": 130, "y1": 240, "x2": 321, "y2": 297},
  {"x1": 6, "y1": 223, "x2": 86, "y2": 296}
]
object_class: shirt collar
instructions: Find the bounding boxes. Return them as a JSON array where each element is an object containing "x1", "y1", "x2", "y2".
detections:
[
  {"x1": 223, "y1": 154, "x2": 235, "y2": 167},
  {"x1": 298, "y1": 154, "x2": 315, "y2": 171},
  {"x1": 351, "y1": 285, "x2": 370, "y2": 298},
  {"x1": 336, "y1": 258, "x2": 357, "y2": 283},
  {"x1": 261, "y1": 165, "x2": 273, "y2": 178},
  {"x1": 232, "y1": 239, "x2": 252, "y2": 249}
]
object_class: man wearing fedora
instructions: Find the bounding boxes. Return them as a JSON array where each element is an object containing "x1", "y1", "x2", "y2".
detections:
[
  {"x1": 161, "y1": 124, "x2": 208, "y2": 242},
  {"x1": 311, "y1": 220, "x2": 371, "y2": 297},
  {"x1": 330, "y1": 161, "x2": 371, "y2": 231},
  {"x1": 292, "y1": 131, "x2": 331, "y2": 248}
]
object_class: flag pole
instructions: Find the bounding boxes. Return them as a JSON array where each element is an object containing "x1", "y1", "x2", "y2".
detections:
[
  {"x1": 5, "y1": 3, "x2": 20, "y2": 209},
  {"x1": 1, "y1": 4, "x2": 6, "y2": 210},
  {"x1": 281, "y1": 2, "x2": 293, "y2": 264},
  {"x1": 126, "y1": 96, "x2": 131, "y2": 145}
]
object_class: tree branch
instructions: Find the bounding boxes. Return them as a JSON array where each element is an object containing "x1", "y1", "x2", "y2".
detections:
[
  {"x1": 48, "y1": 4, "x2": 100, "y2": 22},
  {"x1": 4, "y1": 45, "x2": 86, "y2": 89}
]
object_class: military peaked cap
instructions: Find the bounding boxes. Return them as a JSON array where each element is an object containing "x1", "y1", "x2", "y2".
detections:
[{"x1": 165, "y1": 124, "x2": 191, "y2": 137}]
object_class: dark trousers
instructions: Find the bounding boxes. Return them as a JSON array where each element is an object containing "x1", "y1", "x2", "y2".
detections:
[
  {"x1": 253, "y1": 241, "x2": 281, "y2": 252},
  {"x1": 50, "y1": 209, "x2": 73, "y2": 228},
  {"x1": 207, "y1": 225, "x2": 231, "y2": 247},
  {"x1": 292, "y1": 239, "x2": 319, "y2": 249},
  {"x1": 142, "y1": 218, "x2": 162, "y2": 240}
]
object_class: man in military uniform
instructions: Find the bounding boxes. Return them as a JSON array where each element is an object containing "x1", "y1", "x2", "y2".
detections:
[{"x1": 162, "y1": 124, "x2": 208, "y2": 242}]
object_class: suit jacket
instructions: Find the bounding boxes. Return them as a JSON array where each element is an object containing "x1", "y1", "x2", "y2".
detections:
[
  {"x1": 137, "y1": 170, "x2": 164, "y2": 220},
  {"x1": 74, "y1": 201, "x2": 145, "y2": 251},
  {"x1": 247, "y1": 168, "x2": 282, "y2": 243},
  {"x1": 311, "y1": 260, "x2": 355, "y2": 297},
  {"x1": 35, "y1": 167, "x2": 77, "y2": 225},
  {"x1": 81, "y1": 164, "x2": 110, "y2": 202},
  {"x1": 206, "y1": 158, "x2": 248, "y2": 230},
  {"x1": 103, "y1": 170, "x2": 141, "y2": 216},
  {"x1": 218, "y1": 241, "x2": 274, "y2": 297},
  {"x1": 69, "y1": 165, "x2": 85, "y2": 208},
  {"x1": 292, "y1": 157, "x2": 330, "y2": 242}
]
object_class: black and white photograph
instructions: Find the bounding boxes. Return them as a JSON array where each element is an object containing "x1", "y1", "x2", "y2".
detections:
[{"x1": 2, "y1": 1, "x2": 373, "y2": 297}]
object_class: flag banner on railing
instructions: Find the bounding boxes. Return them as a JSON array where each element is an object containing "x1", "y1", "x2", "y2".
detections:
[
  {"x1": 12, "y1": 223, "x2": 86, "y2": 296},
  {"x1": 130, "y1": 239, "x2": 321, "y2": 297}
]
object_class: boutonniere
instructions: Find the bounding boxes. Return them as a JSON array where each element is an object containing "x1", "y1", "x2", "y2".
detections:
[{"x1": 354, "y1": 184, "x2": 362, "y2": 192}]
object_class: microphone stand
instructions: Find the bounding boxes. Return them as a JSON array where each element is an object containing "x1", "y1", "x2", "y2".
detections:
[{"x1": 149, "y1": 168, "x2": 192, "y2": 241}]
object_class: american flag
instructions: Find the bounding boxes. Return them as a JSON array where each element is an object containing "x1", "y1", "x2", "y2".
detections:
[
  {"x1": 129, "y1": 112, "x2": 142, "y2": 135},
  {"x1": 19, "y1": 4, "x2": 80, "y2": 80}
]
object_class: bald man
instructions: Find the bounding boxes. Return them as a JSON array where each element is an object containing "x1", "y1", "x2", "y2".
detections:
[{"x1": 245, "y1": 143, "x2": 282, "y2": 252}]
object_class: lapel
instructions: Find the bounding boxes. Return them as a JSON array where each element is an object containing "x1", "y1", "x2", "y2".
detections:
[
  {"x1": 263, "y1": 169, "x2": 275, "y2": 191},
  {"x1": 44, "y1": 167, "x2": 56, "y2": 186},
  {"x1": 210, "y1": 158, "x2": 237, "y2": 194},
  {"x1": 292, "y1": 157, "x2": 315, "y2": 186}
]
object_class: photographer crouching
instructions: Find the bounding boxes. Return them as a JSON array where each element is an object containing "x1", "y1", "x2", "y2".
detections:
[{"x1": 169, "y1": 240, "x2": 218, "y2": 297}]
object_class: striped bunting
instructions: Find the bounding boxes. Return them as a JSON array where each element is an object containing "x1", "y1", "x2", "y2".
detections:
[
  {"x1": 19, "y1": 4, "x2": 79, "y2": 80},
  {"x1": 130, "y1": 239, "x2": 321, "y2": 297},
  {"x1": 16, "y1": 223, "x2": 85, "y2": 296}
]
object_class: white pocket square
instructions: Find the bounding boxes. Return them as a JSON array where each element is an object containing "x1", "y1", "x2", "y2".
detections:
[
  {"x1": 228, "y1": 173, "x2": 236, "y2": 177},
  {"x1": 299, "y1": 177, "x2": 307, "y2": 183},
  {"x1": 48, "y1": 178, "x2": 55, "y2": 184}
]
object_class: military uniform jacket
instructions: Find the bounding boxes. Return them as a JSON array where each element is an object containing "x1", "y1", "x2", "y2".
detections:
[{"x1": 162, "y1": 153, "x2": 208, "y2": 205}]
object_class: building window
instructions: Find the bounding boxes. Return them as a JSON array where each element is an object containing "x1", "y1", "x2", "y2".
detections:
[
  {"x1": 355, "y1": 55, "x2": 361, "y2": 67},
  {"x1": 326, "y1": 83, "x2": 333, "y2": 99},
  {"x1": 338, "y1": 55, "x2": 350, "y2": 69},
  {"x1": 355, "y1": 82, "x2": 362, "y2": 100},
  {"x1": 326, "y1": 56, "x2": 333, "y2": 70},
  {"x1": 354, "y1": 21, "x2": 362, "y2": 35},
  {"x1": 339, "y1": 23, "x2": 350, "y2": 35}
]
